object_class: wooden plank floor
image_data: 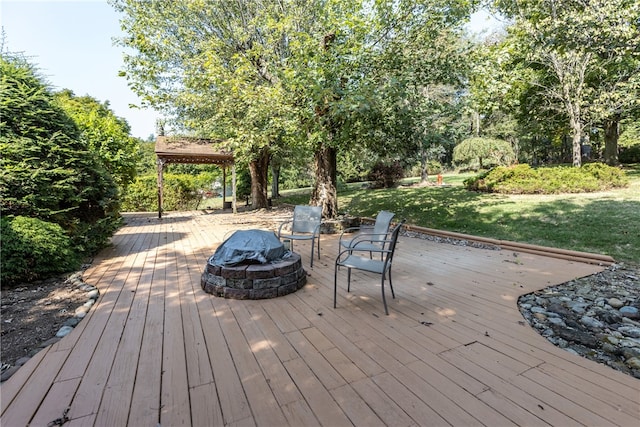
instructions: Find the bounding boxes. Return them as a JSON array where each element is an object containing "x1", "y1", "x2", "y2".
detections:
[{"x1": 1, "y1": 210, "x2": 638, "y2": 427}]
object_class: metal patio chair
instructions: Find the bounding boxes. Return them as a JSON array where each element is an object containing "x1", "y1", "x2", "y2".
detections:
[
  {"x1": 338, "y1": 210, "x2": 395, "y2": 257},
  {"x1": 334, "y1": 219, "x2": 406, "y2": 315},
  {"x1": 277, "y1": 205, "x2": 322, "y2": 267}
]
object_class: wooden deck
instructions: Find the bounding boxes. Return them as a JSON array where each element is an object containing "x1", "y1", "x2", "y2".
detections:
[{"x1": 1, "y1": 210, "x2": 638, "y2": 427}]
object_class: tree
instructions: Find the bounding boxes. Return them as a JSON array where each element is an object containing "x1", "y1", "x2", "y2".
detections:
[
  {"x1": 111, "y1": 0, "x2": 298, "y2": 209},
  {"x1": 579, "y1": 0, "x2": 640, "y2": 165},
  {"x1": 112, "y1": 0, "x2": 475, "y2": 217},
  {"x1": 55, "y1": 89, "x2": 140, "y2": 189},
  {"x1": 379, "y1": 16, "x2": 472, "y2": 183},
  {"x1": 494, "y1": 0, "x2": 640, "y2": 166},
  {"x1": 453, "y1": 136, "x2": 516, "y2": 169}
]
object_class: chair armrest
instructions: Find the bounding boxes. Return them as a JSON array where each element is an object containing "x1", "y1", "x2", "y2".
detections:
[
  {"x1": 351, "y1": 238, "x2": 392, "y2": 251},
  {"x1": 335, "y1": 245, "x2": 391, "y2": 264},
  {"x1": 343, "y1": 231, "x2": 389, "y2": 246},
  {"x1": 278, "y1": 220, "x2": 293, "y2": 236}
]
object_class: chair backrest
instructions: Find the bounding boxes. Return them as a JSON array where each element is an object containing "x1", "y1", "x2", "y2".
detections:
[
  {"x1": 384, "y1": 219, "x2": 406, "y2": 268},
  {"x1": 372, "y1": 210, "x2": 395, "y2": 237},
  {"x1": 291, "y1": 205, "x2": 322, "y2": 233}
]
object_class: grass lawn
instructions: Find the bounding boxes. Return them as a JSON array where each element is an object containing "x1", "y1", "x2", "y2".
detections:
[{"x1": 278, "y1": 165, "x2": 640, "y2": 264}]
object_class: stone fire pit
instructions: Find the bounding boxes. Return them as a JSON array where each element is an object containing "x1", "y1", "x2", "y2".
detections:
[{"x1": 200, "y1": 229, "x2": 306, "y2": 299}]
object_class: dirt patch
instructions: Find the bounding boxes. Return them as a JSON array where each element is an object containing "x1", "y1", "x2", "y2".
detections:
[{"x1": 1, "y1": 272, "x2": 88, "y2": 370}]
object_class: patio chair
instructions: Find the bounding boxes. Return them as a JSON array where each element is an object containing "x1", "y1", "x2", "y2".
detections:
[
  {"x1": 277, "y1": 205, "x2": 322, "y2": 267},
  {"x1": 338, "y1": 210, "x2": 395, "y2": 257},
  {"x1": 334, "y1": 219, "x2": 406, "y2": 315}
]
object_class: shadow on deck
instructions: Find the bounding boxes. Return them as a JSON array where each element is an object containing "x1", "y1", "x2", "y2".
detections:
[{"x1": 1, "y1": 210, "x2": 637, "y2": 426}]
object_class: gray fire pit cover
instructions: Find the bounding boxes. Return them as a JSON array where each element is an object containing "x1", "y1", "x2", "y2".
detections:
[{"x1": 209, "y1": 229, "x2": 285, "y2": 266}]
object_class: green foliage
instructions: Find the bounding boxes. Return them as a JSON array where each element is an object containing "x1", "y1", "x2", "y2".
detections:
[
  {"x1": 619, "y1": 120, "x2": 640, "y2": 148},
  {"x1": 235, "y1": 169, "x2": 252, "y2": 200},
  {"x1": 619, "y1": 145, "x2": 640, "y2": 163},
  {"x1": 121, "y1": 173, "x2": 203, "y2": 212},
  {"x1": 410, "y1": 160, "x2": 443, "y2": 176},
  {"x1": 55, "y1": 89, "x2": 140, "y2": 189},
  {"x1": 453, "y1": 137, "x2": 516, "y2": 170},
  {"x1": 368, "y1": 161, "x2": 404, "y2": 189},
  {"x1": 112, "y1": 0, "x2": 475, "y2": 215},
  {"x1": 0, "y1": 55, "x2": 121, "y2": 278},
  {"x1": 1, "y1": 216, "x2": 80, "y2": 285},
  {"x1": 465, "y1": 164, "x2": 629, "y2": 194},
  {"x1": 280, "y1": 167, "x2": 640, "y2": 263},
  {"x1": 491, "y1": 0, "x2": 640, "y2": 166}
]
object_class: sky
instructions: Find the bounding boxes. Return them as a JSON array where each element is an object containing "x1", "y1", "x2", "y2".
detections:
[
  {"x1": 1, "y1": 1, "x2": 503, "y2": 141},
  {"x1": 1, "y1": 0, "x2": 158, "y2": 139}
]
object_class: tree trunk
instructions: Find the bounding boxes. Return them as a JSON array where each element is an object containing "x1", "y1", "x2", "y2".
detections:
[
  {"x1": 249, "y1": 147, "x2": 270, "y2": 209},
  {"x1": 271, "y1": 162, "x2": 280, "y2": 199},
  {"x1": 310, "y1": 143, "x2": 338, "y2": 218},
  {"x1": 570, "y1": 118, "x2": 582, "y2": 167},
  {"x1": 420, "y1": 145, "x2": 428, "y2": 184},
  {"x1": 603, "y1": 116, "x2": 620, "y2": 166}
]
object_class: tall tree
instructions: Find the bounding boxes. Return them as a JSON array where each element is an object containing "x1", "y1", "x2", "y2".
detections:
[
  {"x1": 494, "y1": 0, "x2": 640, "y2": 166},
  {"x1": 111, "y1": 0, "x2": 296, "y2": 209},
  {"x1": 55, "y1": 90, "x2": 140, "y2": 189},
  {"x1": 375, "y1": 10, "x2": 472, "y2": 183},
  {"x1": 112, "y1": 0, "x2": 474, "y2": 216}
]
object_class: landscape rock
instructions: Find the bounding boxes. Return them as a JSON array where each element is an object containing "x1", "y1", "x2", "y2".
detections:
[
  {"x1": 619, "y1": 306, "x2": 639, "y2": 319},
  {"x1": 56, "y1": 326, "x2": 74, "y2": 338},
  {"x1": 519, "y1": 263, "x2": 640, "y2": 378}
]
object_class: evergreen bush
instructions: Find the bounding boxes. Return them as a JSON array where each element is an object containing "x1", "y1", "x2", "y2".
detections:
[
  {"x1": 465, "y1": 164, "x2": 628, "y2": 194},
  {"x1": 1, "y1": 55, "x2": 120, "y2": 283},
  {"x1": 0, "y1": 216, "x2": 80, "y2": 284}
]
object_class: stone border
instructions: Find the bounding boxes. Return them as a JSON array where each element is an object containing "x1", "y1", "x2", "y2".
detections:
[{"x1": 201, "y1": 252, "x2": 307, "y2": 299}]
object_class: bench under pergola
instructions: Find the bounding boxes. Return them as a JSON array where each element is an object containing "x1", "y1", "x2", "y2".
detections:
[{"x1": 155, "y1": 136, "x2": 236, "y2": 218}]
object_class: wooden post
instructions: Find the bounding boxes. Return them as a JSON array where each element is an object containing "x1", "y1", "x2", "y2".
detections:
[
  {"x1": 232, "y1": 163, "x2": 237, "y2": 214},
  {"x1": 222, "y1": 166, "x2": 227, "y2": 206},
  {"x1": 157, "y1": 158, "x2": 165, "y2": 219}
]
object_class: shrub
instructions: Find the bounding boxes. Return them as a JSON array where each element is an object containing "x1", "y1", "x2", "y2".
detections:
[
  {"x1": 368, "y1": 161, "x2": 404, "y2": 189},
  {"x1": 619, "y1": 145, "x2": 640, "y2": 163},
  {"x1": 121, "y1": 173, "x2": 202, "y2": 212},
  {"x1": 1, "y1": 216, "x2": 80, "y2": 285},
  {"x1": 582, "y1": 163, "x2": 629, "y2": 188},
  {"x1": 465, "y1": 164, "x2": 628, "y2": 194}
]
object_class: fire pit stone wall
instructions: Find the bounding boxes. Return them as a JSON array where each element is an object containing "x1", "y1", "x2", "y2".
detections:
[{"x1": 201, "y1": 252, "x2": 306, "y2": 299}]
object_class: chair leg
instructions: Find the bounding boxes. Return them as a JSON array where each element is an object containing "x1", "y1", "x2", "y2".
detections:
[
  {"x1": 333, "y1": 263, "x2": 338, "y2": 308},
  {"x1": 347, "y1": 268, "x2": 352, "y2": 292},
  {"x1": 381, "y1": 276, "x2": 389, "y2": 315},
  {"x1": 388, "y1": 268, "x2": 395, "y2": 299},
  {"x1": 310, "y1": 237, "x2": 315, "y2": 268}
]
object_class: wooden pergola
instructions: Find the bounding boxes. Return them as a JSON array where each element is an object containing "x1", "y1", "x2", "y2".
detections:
[{"x1": 155, "y1": 136, "x2": 236, "y2": 218}]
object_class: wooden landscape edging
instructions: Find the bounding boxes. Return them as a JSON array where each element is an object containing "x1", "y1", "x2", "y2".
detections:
[{"x1": 402, "y1": 223, "x2": 616, "y2": 266}]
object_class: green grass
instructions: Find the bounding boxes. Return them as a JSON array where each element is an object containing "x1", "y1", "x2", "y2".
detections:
[{"x1": 278, "y1": 166, "x2": 640, "y2": 263}]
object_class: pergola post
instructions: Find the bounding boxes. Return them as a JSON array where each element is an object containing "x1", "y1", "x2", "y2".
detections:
[
  {"x1": 222, "y1": 166, "x2": 227, "y2": 206},
  {"x1": 232, "y1": 163, "x2": 237, "y2": 214},
  {"x1": 156, "y1": 158, "x2": 165, "y2": 219}
]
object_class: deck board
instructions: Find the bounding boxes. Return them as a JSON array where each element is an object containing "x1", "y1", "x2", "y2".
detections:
[{"x1": 2, "y1": 210, "x2": 638, "y2": 427}]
